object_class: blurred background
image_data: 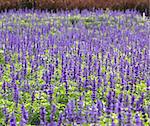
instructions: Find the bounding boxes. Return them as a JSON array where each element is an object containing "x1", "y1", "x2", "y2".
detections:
[{"x1": 0, "y1": 0, "x2": 149, "y2": 16}]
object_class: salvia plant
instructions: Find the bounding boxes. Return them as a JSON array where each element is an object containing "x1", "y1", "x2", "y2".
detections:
[{"x1": 0, "y1": 9, "x2": 149, "y2": 125}]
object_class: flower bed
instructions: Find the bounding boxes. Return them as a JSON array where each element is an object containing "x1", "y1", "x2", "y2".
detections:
[{"x1": 0, "y1": 9, "x2": 149, "y2": 125}]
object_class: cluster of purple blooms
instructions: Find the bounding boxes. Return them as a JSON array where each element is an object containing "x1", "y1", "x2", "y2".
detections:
[{"x1": 0, "y1": 9, "x2": 149, "y2": 125}]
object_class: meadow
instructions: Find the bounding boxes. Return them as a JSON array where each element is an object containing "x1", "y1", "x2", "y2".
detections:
[{"x1": 0, "y1": 9, "x2": 149, "y2": 125}]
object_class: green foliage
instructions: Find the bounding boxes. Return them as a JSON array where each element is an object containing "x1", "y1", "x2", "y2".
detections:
[
  {"x1": 29, "y1": 111, "x2": 40, "y2": 125},
  {"x1": 0, "y1": 50, "x2": 4, "y2": 65},
  {"x1": 69, "y1": 16, "x2": 80, "y2": 25}
]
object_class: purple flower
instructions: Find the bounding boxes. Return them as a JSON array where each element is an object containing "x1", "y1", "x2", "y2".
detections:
[
  {"x1": 13, "y1": 83, "x2": 19, "y2": 107},
  {"x1": 78, "y1": 96, "x2": 84, "y2": 109},
  {"x1": 135, "y1": 114, "x2": 142, "y2": 126},
  {"x1": 97, "y1": 76, "x2": 102, "y2": 88},
  {"x1": 57, "y1": 113, "x2": 63, "y2": 126},
  {"x1": 66, "y1": 100, "x2": 75, "y2": 123},
  {"x1": 50, "y1": 104, "x2": 56, "y2": 123},
  {"x1": 84, "y1": 76, "x2": 90, "y2": 91},
  {"x1": 20, "y1": 104, "x2": 28, "y2": 125},
  {"x1": 40, "y1": 107, "x2": 47, "y2": 125},
  {"x1": 90, "y1": 104, "x2": 98, "y2": 123},
  {"x1": 47, "y1": 84, "x2": 53, "y2": 102},
  {"x1": 131, "y1": 95, "x2": 135, "y2": 107},
  {"x1": 118, "y1": 113, "x2": 124, "y2": 126},
  {"x1": 97, "y1": 100, "x2": 103, "y2": 116},
  {"x1": 126, "y1": 106, "x2": 132, "y2": 125},
  {"x1": 110, "y1": 74, "x2": 115, "y2": 88},
  {"x1": 147, "y1": 79, "x2": 150, "y2": 90},
  {"x1": 91, "y1": 79, "x2": 97, "y2": 101},
  {"x1": 10, "y1": 113, "x2": 16, "y2": 126},
  {"x1": 31, "y1": 91, "x2": 35, "y2": 103},
  {"x1": 47, "y1": 122, "x2": 57, "y2": 126},
  {"x1": 3, "y1": 107, "x2": 9, "y2": 124},
  {"x1": 76, "y1": 96, "x2": 84, "y2": 124},
  {"x1": 85, "y1": 106, "x2": 90, "y2": 123},
  {"x1": 2, "y1": 81, "x2": 6, "y2": 93},
  {"x1": 65, "y1": 81, "x2": 69, "y2": 96}
]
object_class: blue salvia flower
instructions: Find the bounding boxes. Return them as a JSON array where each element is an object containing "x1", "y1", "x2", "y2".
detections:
[
  {"x1": 90, "y1": 104, "x2": 98, "y2": 124},
  {"x1": 47, "y1": 84, "x2": 53, "y2": 102},
  {"x1": 91, "y1": 79, "x2": 97, "y2": 102},
  {"x1": 106, "y1": 91, "x2": 112, "y2": 114},
  {"x1": 135, "y1": 113, "x2": 142, "y2": 126},
  {"x1": 85, "y1": 106, "x2": 90, "y2": 124},
  {"x1": 15, "y1": 73, "x2": 19, "y2": 81},
  {"x1": 57, "y1": 113, "x2": 63, "y2": 126},
  {"x1": 66, "y1": 100, "x2": 76, "y2": 124},
  {"x1": 50, "y1": 104, "x2": 56, "y2": 124},
  {"x1": 83, "y1": 67, "x2": 87, "y2": 78},
  {"x1": 10, "y1": 113, "x2": 16, "y2": 126},
  {"x1": 78, "y1": 76, "x2": 82, "y2": 92},
  {"x1": 83, "y1": 76, "x2": 89, "y2": 92},
  {"x1": 76, "y1": 96, "x2": 84, "y2": 124},
  {"x1": 2, "y1": 81, "x2": 6, "y2": 93},
  {"x1": 13, "y1": 83, "x2": 19, "y2": 107},
  {"x1": 40, "y1": 107, "x2": 47, "y2": 125},
  {"x1": 73, "y1": 62, "x2": 77, "y2": 81},
  {"x1": 78, "y1": 96, "x2": 84, "y2": 109},
  {"x1": 88, "y1": 53, "x2": 92, "y2": 76},
  {"x1": 134, "y1": 65, "x2": 139, "y2": 77},
  {"x1": 55, "y1": 58, "x2": 59, "y2": 68},
  {"x1": 10, "y1": 63, "x2": 15, "y2": 72},
  {"x1": 124, "y1": 95, "x2": 129, "y2": 107},
  {"x1": 76, "y1": 109, "x2": 84, "y2": 125},
  {"x1": 3, "y1": 107, "x2": 9, "y2": 125},
  {"x1": 111, "y1": 91, "x2": 116, "y2": 112},
  {"x1": 126, "y1": 106, "x2": 132, "y2": 126},
  {"x1": 147, "y1": 79, "x2": 150, "y2": 90},
  {"x1": 136, "y1": 96, "x2": 144, "y2": 111},
  {"x1": 97, "y1": 99, "x2": 103, "y2": 117},
  {"x1": 20, "y1": 104, "x2": 29, "y2": 126},
  {"x1": 97, "y1": 76, "x2": 102, "y2": 88},
  {"x1": 126, "y1": 61, "x2": 130, "y2": 76},
  {"x1": 115, "y1": 101, "x2": 121, "y2": 114},
  {"x1": 31, "y1": 91, "x2": 35, "y2": 103},
  {"x1": 118, "y1": 113, "x2": 124, "y2": 126},
  {"x1": 24, "y1": 83, "x2": 30, "y2": 92},
  {"x1": 65, "y1": 80, "x2": 69, "y2": 96},
  {"x1": 118, "y1": 93, "x2": 123, "y2": 103},
  {"x1": 110, "y1": 74, "x2": 115, "y2": 88},
  {"x1": 0, "y1": 65, "x2": 4, "y2": 78},
  {"x1": 61, "y1": 66, "x2": 67, "y2": 83},
  {"x1": 131, "y1": 95, "x2": 135, "y2": 107}
]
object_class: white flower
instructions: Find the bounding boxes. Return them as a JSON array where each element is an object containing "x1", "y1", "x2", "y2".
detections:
[{"x1": 143, "y1": 12, "x2": 145, "y2": 20}]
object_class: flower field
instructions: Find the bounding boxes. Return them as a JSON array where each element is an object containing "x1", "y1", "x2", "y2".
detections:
[{"x1": 0, "y1": 9, "x2": 149, "y2": 125}]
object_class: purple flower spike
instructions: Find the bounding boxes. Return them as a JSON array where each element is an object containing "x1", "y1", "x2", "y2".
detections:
[
  {"x1": 97, "y1": 100, "x2": 103, "y2": 116},
  {"x1": 10, "y1": 113, "x2": 16, "y2": 126},
  {"x1": 3, "y1": 107, "x2": 9, "y2": 124},
  {"x1": 20, "y1": 104, "x2": 29, "y2": 126},
  {"x1": 147, "y1": 79, "x2": 150, "y2": 90},
  {"x1": 50, "y1": 104, "x2": 56, "y2": 123},
  {"x1": 13, "y1": 83, "x2": 19, "y2": 107},
  {"x1": 57, "y1": 113, "x2": 63, "y2": 126},
  {"x1": 135, "y1": 114, "x2": 142, "y2": 126},
  {"x1": 40, "y1": 107, "x2": 47, "y2": 125}
]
